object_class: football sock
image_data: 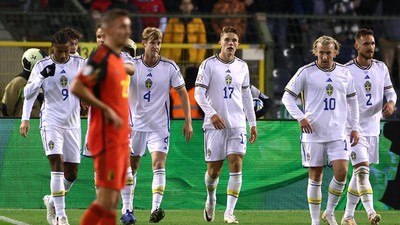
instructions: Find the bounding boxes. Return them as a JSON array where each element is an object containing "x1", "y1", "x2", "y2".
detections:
[
  {"x1": 51, "y1": 172, "x2": 66, "y2": 218},
  {"x1": 121, "y1": 170, "x2": 134, "y2": 213},
  {"x1": 151, "y1": 169, "x2": 166, "y2": 212},
  {"x1": 326, "y1": 177, "x2": 346, "y2": 216},
  {"x1": 344, "y1": 171, "x2": 360, "y2": 219},
  {"x1": 80, "y1": 203, "x2": 116, "y2": 225},
  {"x1": 356, "y1": 166, "x2": 375, "y2": 216},
  {"x1": 63, "y1": 177, "x2": 75, "y2": 195},
  {"x1": 205, "y1": 171, "x2": 219, "y2": 203},
  {"x1": 225, "y1": 172, "x2": 242, "y2": 215},
  {"x1": 307, "y1": 179, "x2": 322, "y2": 224}
]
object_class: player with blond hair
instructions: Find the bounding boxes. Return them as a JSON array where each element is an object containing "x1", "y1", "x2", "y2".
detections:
[
  {"x1": 128, "y1": 27, "x2": 193, "y2": 223},
  {"x1": 195, "y1": 26, "x2": 257, "y2": 224},
  {"x1": 341, "y1": 28, "x2": 396, "y2": 225},
  {"x1": 282, "y1": 35, "x2": 360, "y2": 225}
]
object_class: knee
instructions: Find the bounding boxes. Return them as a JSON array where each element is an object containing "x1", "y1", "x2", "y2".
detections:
[
  {"x1": 229, "y1": 161, "x2": 242, "y2": 172},
  {"x1": 334, "y1": 169, "x2": 348, "y2": 182},
  {"x1": 152, "y1": 160, "x2": 165, "y2": 170},
  {"x1": 207, "y1": 168, "x2": 221, "y2": 179}
]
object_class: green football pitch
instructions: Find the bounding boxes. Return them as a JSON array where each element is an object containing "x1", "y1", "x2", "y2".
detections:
[{"x1": 0, "y1": 209, "x2": 399, "y2": 225}]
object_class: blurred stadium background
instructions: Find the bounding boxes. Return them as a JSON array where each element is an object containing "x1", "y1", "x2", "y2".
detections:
[{"x1": 0, "y1": 0, "x2": 399, "y2": 220}]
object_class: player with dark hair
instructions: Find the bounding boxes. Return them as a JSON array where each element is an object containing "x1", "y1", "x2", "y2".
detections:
[
  {"x1": 70, "y1": 9, "x2": 132, "y2": 225},
  {"x1": 282, "y1": 35, "x2": 360, "y2": 225},
  {"x1": 195, "y1": 26, "x2": 257, "y2": 224},
  {"x1": 61, "y1": 27, "x2": 83, "y2": 56},
  {"x1": 2, "y1": 48, "x2": 46, "y2": 117},
  {"x1": 20, "y1": 29, "x2": 86, "y2": 225},
  {"x1": 341, "y1": 28, "x2": 396, "y2": 225}
]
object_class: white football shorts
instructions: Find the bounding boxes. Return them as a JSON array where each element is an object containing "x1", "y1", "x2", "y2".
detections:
[
  {"x1": 203, "y1": 127, "x2": 247, "y2": 162},
  {"x1": 301, "y1": 140, "x2": 349, "y2": 167},
  {"x1": 130, "y1": 130, "x2": 170, "y2": 157},
  {"x1": 40, "y1": 126, "x2": 81, "y2": 163}
]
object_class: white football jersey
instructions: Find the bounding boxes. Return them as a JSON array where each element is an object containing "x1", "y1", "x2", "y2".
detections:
[
  {"x1": 285, "y1": 62, "x2": 356, "y2": 142},
  {"x1": 129, "y1": 55, "x2": 185, "y2": 132},
  {"x1": 22, "y1": 55, "x2": 85, "y2": 128},
  {"x1": 346, "y1": 59, "x2": 395, "y2": 136},
  {"x1": 195, "y1": 54, "x2": 251, "y2": 129}
]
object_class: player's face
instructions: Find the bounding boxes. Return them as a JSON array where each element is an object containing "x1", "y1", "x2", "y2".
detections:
[
  {"x1": 143, "y1": 38, "x2": 161, "y2": 58},
  {"x1": 355, "y1": 35, "x2": 375, "y2": 60},
  {"x1": 68, "y1": 39, "x2": 79, "y2": 55},
  {"x1": 96, "y1": 28, "x2": 105, "y2": 46},
  {"x1": 219, "y1": 32, "x2": 239, "y2": 56},
  {"x1": 105, "y1": 16, "x2": 131, "y2": 48},
  {"x1": 315, "y1": 43, "x2": 337, "y2": 69},
  {"x1": 52, "y1": 43, "x2": 70, "y2": 63}
]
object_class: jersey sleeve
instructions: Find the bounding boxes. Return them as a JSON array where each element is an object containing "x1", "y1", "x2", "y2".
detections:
[
  {"x1": 170, "y1": 63, "x2": 185, "y2": 89},
  {"x1": 383, "y1": 63, "x2": 394, "y2": 89},
  {"x1": 76, "y1": 53, "x2": 107, "y2": 89},
  {"x1": 120, "y1": 52, "x2": 134, "y2": 65},
  {"x1": 195, "y1": 60, "x2": 210, "y2": 89},
  {"x1": 24, "y1": 63, "x2": 44, "y2": 100},
  {"x1": 242, "y1": 63, "x2": 250, "y2": 89},
  {"x1": 346, "y1": 70, "x2": 356, "y2": 97},
  {"x1": 285, "y1": 68, "x2": 306, "y2": 97}
]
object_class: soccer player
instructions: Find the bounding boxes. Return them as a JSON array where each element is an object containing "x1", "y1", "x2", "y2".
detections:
[
  {"x1": 20, "y1": 29, "x2": 86, "y2": 225},
  {"x1": 194, "y1": 26, "x2": 257, "y2": 224},
  {"x1": 128, "y1": 27, "x2": 193, "y2": 223},
  {"x1": 71, "y1": 9, "x2": 132, "y2": 225},
  {"x1": 341, "y1": 28, "x2": 397, "y2": 225},
  {"x1": 282, "y1": 35, "x2": 360, "y2": 225},
  {"x1": 62, "y1": 27, "x2": 82, "y2": 56}
]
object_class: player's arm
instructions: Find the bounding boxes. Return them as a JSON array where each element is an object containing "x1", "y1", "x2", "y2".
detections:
[
  {"x1": 346, "y1": 74, "x2": 360, "y2": 146},
  {"x1": 383, "y1": 87, "x2": 397, "y2": 118},
  {"x1": 242, "y1": 85, "x2": 257, "y2": 143},
  {"x1": 121, "y1": 52, "x2": 135, "y2": 75},
  {"x1": 175, "y1": 86, "x2": 193, "y2": 142}
]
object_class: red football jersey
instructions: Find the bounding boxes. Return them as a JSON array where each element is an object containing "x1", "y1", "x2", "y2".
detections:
[
  {"x1": 76, "y1": 45, "x2": 130, "y2": 155},
  {"x1": 132, "y1": 0, "x2": 166, "y2": 28}
]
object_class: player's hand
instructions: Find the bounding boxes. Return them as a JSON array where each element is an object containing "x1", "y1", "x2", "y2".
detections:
[
  {"x1": 80, "y1": 101, "x2": 89, "y2": 117},
  {"x1": 19, "y1": 120, "x2": 30, "y2": 138},
  {"x1": 183, "y1": 121, "x2": 193, "y2": 142},
  {"x1": 40, "y1": 63, "x2": 56, "y2": 78},
  {"x1": 210, "y1": 114, "x2": 226, "y2": 129},
  {"x1": 382, "y1": 101, "x2": 395, "y2": 118},
  {"x1": 299, "y1": 118, "x2": 312, "y2": 133},
  {"x1": 103, "y1": 107, "x2": 122, "y2": 128},
  {"x1": 350, "y1": 130, "x2": 359, "y2": 147},
  {"x1": 249, "y1": 126, "x2": 257, "y2": 144}
]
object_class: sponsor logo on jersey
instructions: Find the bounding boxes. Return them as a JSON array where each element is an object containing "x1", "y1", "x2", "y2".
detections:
[
  {"x1": 326, "y1": 84, "x2": 333, "y2": 96},
  {"x1": 365, "y1": 81, "x2": 371, "y2": 93},
  {"x1": 364, "y1": 75, "x2": 370, "y2": 79},
  {"x1": 226, "y1": 69, "x2": 231, "y2": 73},
  {"x1": 225, "y1": 75, "x2": 232, "y2": 86},
  {"x1": 145, "y1": 78, "x2": 153, "y2": 90},
  {"x1": 48, "y1": 141, "x2": 54, "y2": 150},
  {"x1": 351, "y1": 151, "x2": 356, "y2": 161},
  {"x1": 60, "y1": 69, "x2": 66, "y2": 74},
  {"x1": 60, "y1": 75, "x2": 68, "y2": 87},
  {"x1": 147, "y1": 73, "x2": 153, "y2": 77},
  {"x1": 326, "y1": 78, "x2": 332, "y2": 82}
]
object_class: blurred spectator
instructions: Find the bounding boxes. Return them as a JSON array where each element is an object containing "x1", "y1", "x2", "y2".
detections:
[
  {"x1": 163, "y1": 0, "x2": 206, "y2": 65},
  {"x1": 379, "y1": 0, "x2": 400, "y2": 87},
  {"x1": 197, "y1": 0, "x2": 217, "y2": 13},
  {"x1": 328, "y1": 0, "x2": 359, "y2": 64},
  {"x1": 90, "y1": 0, "x2": 142, "y2": 41},
  {"x1": 170, "y1": 66, "x2": 203, "y2": 119},
  {"x1": 211, "y1": 0, "x2": 247, "y2": 41},
  {"x1": 264, "y1": 1, "x2": 292, "y2": 50},
  {"x1": 132, "y1": 0, "x2": 167, "y2": 33},
  {"x1": 293, "y1": 0, "x2": 332, "y2": 63},
  {"x1": 243, "y1": 0, "x2": 260, "y2": 43},
  {"x1": 164, "y1": 0, "x2": 181, "y2": 13}
]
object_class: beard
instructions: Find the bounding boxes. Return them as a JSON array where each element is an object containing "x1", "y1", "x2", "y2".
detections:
[{"x1": 360, "y1": 51, "x2": 374, "y2": 60}]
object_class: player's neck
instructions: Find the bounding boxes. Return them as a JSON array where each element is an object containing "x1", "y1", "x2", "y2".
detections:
[
  {"x1": 143, "y1": 53, "x2": 159, "y2": 67},
  {"x1": 218, "y1": 52, "x2": 234, "y2": 63},
  {"x1": 356, "y1": 56, "x2": 372, "y2": 67}
]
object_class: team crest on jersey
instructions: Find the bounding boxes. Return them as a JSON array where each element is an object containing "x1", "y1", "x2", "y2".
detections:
[
  {"x1": 326, "y1": 84, "x2": 333, "y2": 96},
  {"x1": 365, "y1": 81, "x2": 371, "y2": 93},
  {"x1": 351, "y1": 151, "x2": 356, "y2": 161},
  {"x1": 48, "y1": 141, "x2": 54, "y2": 150},
  {"x1": 145, "y1": 78, "x2": 153, "y2": 90},
  {"x1": 225, "y1": 75, "x2": 232, "y2": 86},
  {"x1": 60, "y1": 75, "x2": 68, "y2": 87}
]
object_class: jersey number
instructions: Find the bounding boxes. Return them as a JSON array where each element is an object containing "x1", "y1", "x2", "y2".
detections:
[
  {"x1": 61, "y1": 89, "x2": 69, "y2": 101},
  {"x1": 323, "y1": 98, "x2": 336, "y2": 110},
  {"x1": 144, "y1": 91, "x2": 151, "y2": 102},
  {"x1": 223, "y1": 87, "x2": 234, "y2": 99},
  {"x1": 366, "y1": 93, "x2": 372, "y2": 106}
]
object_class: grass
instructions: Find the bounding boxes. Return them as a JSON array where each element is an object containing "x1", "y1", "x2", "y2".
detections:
[{"x1": 0, "y1": 209, "x2": 399, "y2": 225}]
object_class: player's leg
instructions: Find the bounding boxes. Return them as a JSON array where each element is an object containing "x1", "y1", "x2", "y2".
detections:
[
  {"x1": 302, "y1": 142, "x2": 325, "y2": 225},
  {"x1": 80, "y1": 144, "x2": 129, "y2": 225},
  {"x1": 63, "y1": 127, "x2": 81, "y2": 195},
  {"x1": 223, "y1": 128, "x2": 247, "y2": 224},
  {"x1": 324, "y1": 140, "x2": 349, "y2": 224},
  {"x1": 41, "y1": 127, "x2": 67, "y2": 224},
  {"x1": 365, "y1": 136, "x2": 381, "y2": 225},
  {"x1": 147, "y1": 131, "x2": 170, "y2": 223},
  {"x1": 203, "y1": 129, "x2": 226, "y2": 222}
]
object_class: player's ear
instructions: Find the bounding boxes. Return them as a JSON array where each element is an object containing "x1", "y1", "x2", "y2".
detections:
[{"x1": 354, "y1": 42, "x2": 358, "y2": 50}]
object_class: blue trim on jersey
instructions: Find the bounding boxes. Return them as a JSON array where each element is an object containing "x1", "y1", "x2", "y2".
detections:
[
  {"x1": 202, "y1": 55, "x2": 217, "y2": 69},
  {"x1": 160, "y1": 59, "x2": 179, "y2": 71},
  {"x1": 165, "y1": 101, "x2": 170, "y2": 132},
  {"x1": 295, "y1": 62, "x2": 316, "y2": 77}
]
